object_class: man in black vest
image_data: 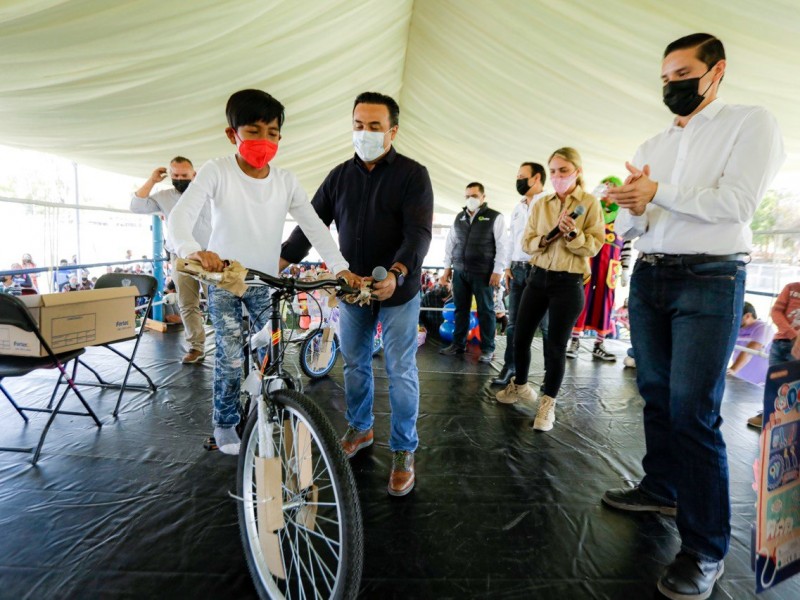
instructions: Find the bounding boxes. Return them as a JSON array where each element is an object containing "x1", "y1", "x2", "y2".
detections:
[{"x1": 439, "y1": 182, "x2": 509, "y2": 362}]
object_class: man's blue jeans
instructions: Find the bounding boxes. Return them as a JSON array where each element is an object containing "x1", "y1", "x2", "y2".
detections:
[
  {"x1": 339, "y1": 295, "x2": 421, "y2": 452},
  {"x1": 208, "y1": 285, "x2": 271, "y2": 428},
  {"x1": 629, "y1": 259, "x2": 746, "y2": 562},
  {"x1": 769, "y1": 338, "x2": 795, "y2": 365}
]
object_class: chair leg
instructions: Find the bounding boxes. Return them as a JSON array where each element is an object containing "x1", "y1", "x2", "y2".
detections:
[
  {"x1": 31, "y1": 361, "x2": 101, "y2": 465},
  {"x1": 46, "y1": 370, "x2": 66, "y2": 409},
  {"x1": 76, "y1": 358, "x2": 110, "y2": 385},
  {"x1": 0, "y1": 383, "x2": 29, "y2": 423},
  {"x1": 111, "y1": 330, "x2": 156, "y2": 416}
]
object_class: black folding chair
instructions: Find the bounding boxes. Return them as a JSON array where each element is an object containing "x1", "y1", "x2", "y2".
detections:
[
  {"x1": 75, "y1": 273, "x2": 158, "y2": 417},
  {"x1": 0, "y1": 294, "x2": 102, "y2": 464}
]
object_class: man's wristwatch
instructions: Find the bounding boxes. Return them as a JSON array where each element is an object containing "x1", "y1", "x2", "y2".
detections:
[{"x1": 389, "y1": 268, "x2": 405, "y2": 287}]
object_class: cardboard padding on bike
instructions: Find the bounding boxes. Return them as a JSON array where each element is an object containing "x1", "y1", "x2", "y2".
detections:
[
  {"x1": 284, "y1": 420, "x2": 313, "y2": 491},
  {"x1": 255, "y1": 456, "x2": 286, "y2": 580},
  {"x1": 175, "y1": 258, "x2": 248, "y2": 297},
  {"x1": 312, "y1": 327, "x2": 336, "y2": 371},
  {"x1": 296, "y1": 485, "x2": 319, "y2": 531}
]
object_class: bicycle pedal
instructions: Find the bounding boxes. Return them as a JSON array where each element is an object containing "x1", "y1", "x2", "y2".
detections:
[{"x1": 203, "y1": 436, "x2": 218, "y2": 451}]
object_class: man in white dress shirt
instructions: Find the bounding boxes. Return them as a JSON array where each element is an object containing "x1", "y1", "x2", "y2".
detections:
[
  {"x1": 600, "y1": 33, "x2": 785, "y2": 600},
  {"x1": 492, "y1": 162, "x2": 548, "y2": 386}
]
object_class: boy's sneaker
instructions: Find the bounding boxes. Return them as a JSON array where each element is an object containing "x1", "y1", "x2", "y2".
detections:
[
  {"x1": 623, "y1": 355, "x2": 636, "y2": 368},
  {"x1": 601, "y1": 485, "x2": 677, "y2": 516},
  {"x1": 591, "y1": 344, "x2": 617, "y2": 362},
  {"x1": 532, "y1": 395, "x2": 556, "y2": 431},
  {"x1": 182, "y1": 349, "x2": 205, "y2": 364},
  {"x1": 496, "y1": 381, "x2": 537, "y2": 405},
  {"x1": 478, "y1": 351, "x2": 494, "y2": 363},
  {"x1": 657, "y1": 553, "x2": 724, "y2": 600},
  {"x1": 566, "y1": 338, "x2": 580, "y2": 358},
  {"x1": 340, "y1": 426, "x2": 373, "y2": 458}
]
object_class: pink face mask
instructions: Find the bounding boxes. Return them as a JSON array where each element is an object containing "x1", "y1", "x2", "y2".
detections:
[{"x1": 552, "y1": 172, "x2": 578, "y2": 196}]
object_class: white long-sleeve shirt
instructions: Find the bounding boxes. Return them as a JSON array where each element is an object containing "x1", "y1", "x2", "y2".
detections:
[
  {"x1": 443, "y1": 206, "x2": 509, "y2": 275},
  {"x1": 506, "y1": 192, "x2": 547, "y2": 264},
  {"x1": 130, "y1": 188, "x2": 212, "y2": 253},
  {"x1": 616, "y1": 99, "x2": 785, "y2": 254},
  {"x1": 169, "y1": 156, "x2": 348, "y2": 276}
]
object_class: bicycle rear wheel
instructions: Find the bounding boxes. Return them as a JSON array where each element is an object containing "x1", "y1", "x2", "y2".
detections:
[
  {"x1": 299, "y1": 331, "x2": 339, "y2": 379},
  {"x1": 237, "y1": 389, "x2": 363, "y2": 599}
]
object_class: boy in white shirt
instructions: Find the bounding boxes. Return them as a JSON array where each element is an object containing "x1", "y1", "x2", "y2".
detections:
[{"x1": 169, "y1": 89, "x2": 358, "y2": 454}]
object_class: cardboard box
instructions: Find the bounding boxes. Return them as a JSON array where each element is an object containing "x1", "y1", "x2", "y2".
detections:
[{"x1": 0, "y1": 287, "x2": 138, "y2": 357}]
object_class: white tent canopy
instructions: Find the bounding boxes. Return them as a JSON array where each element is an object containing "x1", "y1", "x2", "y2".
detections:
[{"x1": 1, "y1": 0, "x2": 798, "y2": 216}]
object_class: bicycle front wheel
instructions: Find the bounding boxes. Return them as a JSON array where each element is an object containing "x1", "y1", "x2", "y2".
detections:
[{"x1": 237, "y1": 389, "x2": 363, "y2": 599}]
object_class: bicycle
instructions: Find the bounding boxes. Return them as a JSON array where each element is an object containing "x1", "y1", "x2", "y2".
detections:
[{"x1": 178, "y1": 259, "x2": 366, "y2": 599}]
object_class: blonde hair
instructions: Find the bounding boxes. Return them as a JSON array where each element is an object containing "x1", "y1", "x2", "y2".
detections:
[{"x1": 548, "y1": 147, "x2": 584, "y2": 189}]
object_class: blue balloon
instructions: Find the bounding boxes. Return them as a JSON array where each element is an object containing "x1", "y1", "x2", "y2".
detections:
[
  {"x1": 439, "y1": 320, "x2": 455, "y2": 342},
  {"x1": 469, "y1": 313, "x2": 478, "y2": 330},
  {"x1": 443, "y1": 302, "x2": 456, "y2": 323}
]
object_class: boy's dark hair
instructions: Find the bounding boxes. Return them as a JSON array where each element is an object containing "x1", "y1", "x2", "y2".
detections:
[
  {"x1": 353, "y1": 92, "x2": 400, "y2": 127},
  {"x1": 743, "y1": 301, "x2": 757, "y2": 319},
  {"x1": 170, "y1": 156, "x2": 193, "y2": 167},
  {"x1": 664, "y1": 33, "x2": 725, "y2": 70},
  {"x1": 226, "y1": 89, "x2": 285, "y2": 130},
  {"x1": 466, "y1": 182, "x2": 485, "y2": 194},
  {"x1": 520, "y1": 162, "x2": 546, "y2": 186}
]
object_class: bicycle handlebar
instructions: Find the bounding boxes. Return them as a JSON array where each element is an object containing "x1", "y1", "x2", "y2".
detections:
[{"x1": 244, "y1": 268, "x2": 361, "y2": 296}]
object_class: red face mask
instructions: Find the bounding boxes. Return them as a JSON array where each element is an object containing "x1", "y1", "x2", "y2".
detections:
[{"x1": 235, "y1": 132, "x2": 278, "y2": 169}]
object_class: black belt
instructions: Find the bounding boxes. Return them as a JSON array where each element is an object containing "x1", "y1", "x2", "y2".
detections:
[
  {"x1": 639, "y1": 253, "x2": 749, "y2": 267},
  {"x1": 510, "y1": 261, "x2": 530, "y2": 269}
]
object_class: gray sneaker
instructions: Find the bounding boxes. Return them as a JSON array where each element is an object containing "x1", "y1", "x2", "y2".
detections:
[
  {"x1": 478, "y1": 351, "x2": 494, "y2": 363},
  {"x1": 565, "y1": 338, "x2": 580, "y2": 358},
  {"x1": 602, "y1": 485, "x2": 677, "y2": 516}
]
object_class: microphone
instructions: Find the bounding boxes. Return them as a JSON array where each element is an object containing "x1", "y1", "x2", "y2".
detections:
[
  {"x1": 545, "y1": 205, "x2": 586, "y2": 242},
  {"x1": 372, "y1": 266, "x2": 388, "y2": 282}
]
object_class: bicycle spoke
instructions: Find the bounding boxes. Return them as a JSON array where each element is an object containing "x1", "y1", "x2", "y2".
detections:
[{"x1": 286, "y1": 517, "x2": 338, "y2": 586}]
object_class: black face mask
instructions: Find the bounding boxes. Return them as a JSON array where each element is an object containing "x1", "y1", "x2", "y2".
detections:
[
  {"x1": 516, "y1": 178, "x2": 530, "y2": 195},
  {"x1": 662, "y1": 66, "x2": 715, "y2": 116},
  {"x1": 172, "y1": 179, "x2": 191, "y2": 194}
]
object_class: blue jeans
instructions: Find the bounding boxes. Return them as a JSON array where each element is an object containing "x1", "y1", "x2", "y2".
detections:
[
  {"x1": 504, "y1": 263, "x2": 549, "y2": 368},
  {"x1": 451, "y1": 270, "x2": 495, "y2": 353},
  {"x1": 208, "y1": 285, "x2": 272, "y2": 428},
  {"x1": 339, "y1": 295, "x2": 421, "y2": 452},
  {"x1": 630, "y1": 259, "x2": 746, "y2": 562},
  {"x1": 769, "y1": 338, "x2": 795, "y2": 365}
]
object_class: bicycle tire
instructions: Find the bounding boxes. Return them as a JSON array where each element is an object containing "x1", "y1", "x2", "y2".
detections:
[
  {"x1": 237, "y1": 389, "x2": 363, "y2": 599},
  {"x1": 299, "y1": 331, "x2": 340, "y2": 379}
]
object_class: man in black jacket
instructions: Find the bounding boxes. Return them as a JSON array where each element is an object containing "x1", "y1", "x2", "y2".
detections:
[
  {"x1": 281, "y1": 92, "x2": 433, "y2": 497},
  {"x1": 439, "y1": 182, "x2": 509, "y2": 363}
]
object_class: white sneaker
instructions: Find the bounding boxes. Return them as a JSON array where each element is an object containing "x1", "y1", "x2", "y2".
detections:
[
  {"x1": 565, "y1": 338, "x2": 580, "y2": 358},
  {"x1": 532, "y1": 395, "x2": 556, "y2": 431},
  {"x1": 623, "y1": 355, "x2": 636, "y2": 369},
  {"x1": 496, "y1": 381, "x2": 537, "y2": 405}
]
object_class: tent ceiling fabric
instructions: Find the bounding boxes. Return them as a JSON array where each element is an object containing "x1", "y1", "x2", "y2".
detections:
[{"x1": 1, "y1": 0, "x2": 798, "y2": 216}]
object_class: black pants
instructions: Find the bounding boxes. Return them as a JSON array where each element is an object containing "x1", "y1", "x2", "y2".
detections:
[
  {"x1": 504, "y1": 262, "x2": 549, "y2": 369},
  {"x1": 513, "y1": 267, "x2": 584, "y2": 397},
  {"x1": 452, "y1": 270, "x2": 496, "y2": 353}
]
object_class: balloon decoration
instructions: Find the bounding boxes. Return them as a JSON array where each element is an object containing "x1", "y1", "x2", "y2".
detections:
[
  {"x1": 439, "y1": 321, "x2": 455, "y2": 343},
  {"x1": 442, "y1": 302, "x2": 455, "y2": 323}
]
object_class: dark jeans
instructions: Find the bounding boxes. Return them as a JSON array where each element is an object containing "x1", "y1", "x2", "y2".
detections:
[
  {"x1": 769, "y1": 338, "x2": 795, "y2": 365},
  {"x1": 452, "y1": 270, "x2": 496, "y2": 353},
  {"x1": 504, "y1": 263, "x2": 549, "y2": 369},
  {"x1": 513, "y1": 267, "x2": 584, "y2": 397},
  {"x1": 630, "y1": 259, "x2": 746, "y2": 562}
]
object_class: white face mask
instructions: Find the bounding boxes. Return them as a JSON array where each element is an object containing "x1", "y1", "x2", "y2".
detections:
[
  {"x1": 466, "y1": 197, "x2": 481, "y2": 212},
  {"x1": 352, "y1": 129, "x2": 390, "y2": 162}
]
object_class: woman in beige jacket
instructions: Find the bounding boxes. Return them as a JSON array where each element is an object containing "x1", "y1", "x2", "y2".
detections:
[{"x1": 496, "y1": 147, "x2": 604, "y2": 431}]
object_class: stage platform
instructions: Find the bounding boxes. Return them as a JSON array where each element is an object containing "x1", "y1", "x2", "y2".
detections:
[{"x1": 0, "y1": 328, "x2": 797, "y2": 599}]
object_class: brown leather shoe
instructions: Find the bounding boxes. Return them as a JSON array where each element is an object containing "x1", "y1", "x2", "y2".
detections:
[
  {"x1": 340, "y1": 426, "x2": 373, "y2": 459},
  {"x1": 388, "y1": 451, "x2": 415, "y2": 496},
  {"x1": 182, "y1": 349, "x2": 205, "y2": 364}
]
